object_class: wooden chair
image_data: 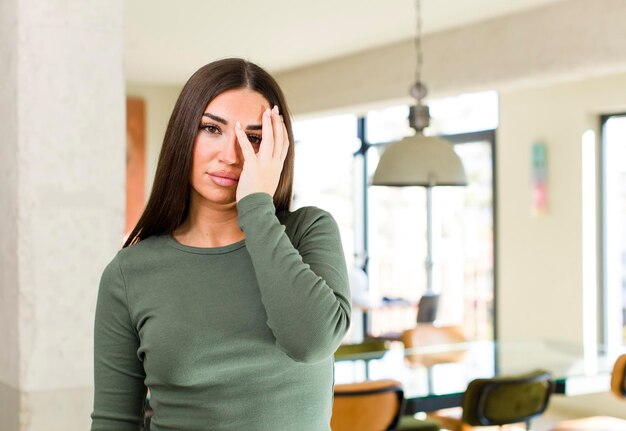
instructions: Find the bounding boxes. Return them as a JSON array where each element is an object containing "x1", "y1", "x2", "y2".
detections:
[
  {"x1": 332, "y1": 380, "x2": 404, "y2": 431},
  {"x1": 366, "y1": 294, "x2": 441, "y2": 343},
  {"x1": 429, "y1": 370, "x2": 554, "y2": 431},
  {"x1": 550, "y1": 353, "x2": 626, "y2": 430},
  {"x1": 610, "y1": 352, "x2": 626, "y2": 399},
  {"x1": 331, "y1": 379, "x2": 441, "y2": 431},
  {"x1": 401, "y1": 324, "x2": 468, "y2": 367}
]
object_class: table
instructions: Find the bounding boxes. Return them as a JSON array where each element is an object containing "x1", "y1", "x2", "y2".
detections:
[{"x1": 334, "y1": 339, "x2": 619, "y2": 413}]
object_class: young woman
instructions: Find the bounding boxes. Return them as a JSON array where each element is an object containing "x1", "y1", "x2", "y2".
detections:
[{"x1": 91, "y1": 58, "x2": 351, "y2": 431}]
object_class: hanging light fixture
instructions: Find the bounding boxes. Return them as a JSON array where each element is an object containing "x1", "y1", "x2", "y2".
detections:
[{"x1": 372, "y1": 0, "x2": 467, "y2": 299}]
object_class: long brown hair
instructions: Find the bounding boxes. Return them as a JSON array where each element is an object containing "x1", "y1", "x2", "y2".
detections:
[{"x1": 123, "y1": 58, "x2": 295, "y2": 248}]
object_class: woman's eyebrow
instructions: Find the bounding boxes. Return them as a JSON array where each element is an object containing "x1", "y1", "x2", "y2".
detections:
[
  {"x1": 202, "y1": 112, "x2": 262, "y2": 131},
  {"x1": 203, "y1": 113, "x2": 227, "y2": 124}
]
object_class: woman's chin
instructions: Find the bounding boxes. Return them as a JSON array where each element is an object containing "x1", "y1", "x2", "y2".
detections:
[{"x1": 191, "y1": 187, "x2": 237, "y2": 207}]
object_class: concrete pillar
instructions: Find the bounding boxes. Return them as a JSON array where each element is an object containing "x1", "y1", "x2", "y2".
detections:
[{"x1": 0, "y1": 1, "x2": 125, "y2": 430}]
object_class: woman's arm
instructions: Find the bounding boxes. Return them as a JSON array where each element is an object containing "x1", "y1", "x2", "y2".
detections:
[
  {"x1": 91, "y1": 254, "x2": 147, "y2": 431},
  {"x1": 238, "y1": 193, "x2": 351, "y2": 364}
]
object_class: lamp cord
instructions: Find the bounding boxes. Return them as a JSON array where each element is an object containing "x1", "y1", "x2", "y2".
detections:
[{"x1": 414, "y1": 0, "x2": 423, "y2": 87}]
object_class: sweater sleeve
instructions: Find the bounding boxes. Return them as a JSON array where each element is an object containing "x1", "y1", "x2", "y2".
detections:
[
  {"x1": 91, "y1": 253, "x2": 147, "y2": 431},
  {"x1": 237, "y1": 192, "x2": 351, "y2": 364}
]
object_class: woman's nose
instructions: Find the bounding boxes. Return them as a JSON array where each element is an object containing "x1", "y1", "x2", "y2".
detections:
[{"x1": 218, "y1": 131, "x2": 242, "y2": 164}]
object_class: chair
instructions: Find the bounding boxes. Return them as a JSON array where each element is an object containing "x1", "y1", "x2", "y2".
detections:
[
  {"x1": 550, "y1": 353, "x2": 626, "y2": 430},
  {"x1": 416, "y1": 293, "x2": 440, "y2": 323},
  {"x1": 401, "y1": 324, "x2": 468, "y2": 367},
  {"x1": 331, "y1": 379, "x2": 441, "y2": 431},
  {"x1": 334, "y1": 338, "x2": 390, "y2": 361},
  {"x1": 366, "y1": 294, "x2": 441, "y2": 343},
  {"x1": 429, "y1": 370, "x2": 554, "y2": 431},
  {"x1": 610, "y1": 352, "x2": 626, "y2": 399}
]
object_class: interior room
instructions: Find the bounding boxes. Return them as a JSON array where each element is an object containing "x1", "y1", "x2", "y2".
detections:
[{"x1": 2, "y1": 0, "x2": 626, "y2": 430}]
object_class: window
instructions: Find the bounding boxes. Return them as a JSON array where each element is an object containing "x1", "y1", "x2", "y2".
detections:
[
  {"x1": 366, "y1": 131, "x2": 495, "y2": 340},
  {"x1": 292, "y1": 114, "x2": 359, "y2": 270},
  {"x1": 601, "y1": 114, "x2": 626, "y2": 350},
  {"x1": 365, "y1": 92, "x2": 497, "y2": 340},
  {"x1": 292, "y1": 114, "x2": 361, "y2": 342},
  {"x1": 292, "y1": 91, "x2": 498, "y2": 343}
]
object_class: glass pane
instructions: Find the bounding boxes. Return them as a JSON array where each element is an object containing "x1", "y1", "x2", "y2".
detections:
[
  {"x1": 429, "y1": 91, "x2": 499, "y2": 135},
  {"x1": 292, "y1": 114, "x2": 359, "y2": 270},
  {"x1": 603, "y1": 115, "x2": 626, "y2": 345},
  {"x1": 365, "y1": 105, "x2": 412, "y2": 144},
  {"x1": 367, "y1": 140, "x2": 494, "y2": 340},
  {"x1": 437, "y1": 142, "x2": 494, "y2": 340},
  {"x1": 365, "y1": 91, "x2": 499, "y2": 143}
]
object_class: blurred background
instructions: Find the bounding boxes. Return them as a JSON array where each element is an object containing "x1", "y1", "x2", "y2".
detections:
[{"x1": 1, "y1": 0, "x2": 626, "y2": 429}]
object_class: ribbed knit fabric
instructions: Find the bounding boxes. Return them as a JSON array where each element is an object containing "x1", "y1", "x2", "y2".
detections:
[{"x1": 91, "y1": 193, "x2": 351, "y2": 431}]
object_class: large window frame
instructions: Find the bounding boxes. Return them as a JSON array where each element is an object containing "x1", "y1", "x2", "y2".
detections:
[
  {"x1": 599, "y1": 112, "x2": 626, "y2": 352},
  {"x1": 354, "y1": 119, "x2": 498, "y2": 340}
]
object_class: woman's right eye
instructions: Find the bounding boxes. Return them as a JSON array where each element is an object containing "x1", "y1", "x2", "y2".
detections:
[{"x1": 200, "y1": 124, "x2": 221, "y2": 135}]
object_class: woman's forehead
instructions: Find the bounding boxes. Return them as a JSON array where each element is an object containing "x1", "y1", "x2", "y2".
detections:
[{"x1": 205, "y1": 88, "x2": 270, "y2": 114}]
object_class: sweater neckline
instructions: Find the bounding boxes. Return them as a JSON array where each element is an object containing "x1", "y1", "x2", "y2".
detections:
[{"x1": 165, "y1": 234, "x2": 246, "y2": 255}]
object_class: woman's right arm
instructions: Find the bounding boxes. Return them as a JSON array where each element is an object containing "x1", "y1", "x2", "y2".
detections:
[{"x1": 91, "y1": 254, "x2": 147, "y2": 431}]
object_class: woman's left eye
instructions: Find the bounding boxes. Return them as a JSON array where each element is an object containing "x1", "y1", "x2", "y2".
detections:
[{"x1": 247, "y1": 135, "x2": 262, "y2": 145}]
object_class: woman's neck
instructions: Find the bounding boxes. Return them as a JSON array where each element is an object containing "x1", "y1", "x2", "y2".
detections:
[{"x1": 172, "y1": 201, "x2": 244, "y2": 248}]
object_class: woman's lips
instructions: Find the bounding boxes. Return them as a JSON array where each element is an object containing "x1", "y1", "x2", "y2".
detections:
[{"x1": 207, "y1": 172, "x2": 239, "y2": 187}]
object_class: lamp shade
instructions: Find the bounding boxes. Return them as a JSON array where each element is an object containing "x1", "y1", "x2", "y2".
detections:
[{"x1": 372, "y1": 134, "x2": 467, "y2": 187}]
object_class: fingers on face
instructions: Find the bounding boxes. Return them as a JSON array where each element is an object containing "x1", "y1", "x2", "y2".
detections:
[
  {"x1": 271, "y1": 106, "x2": 285, "y2": 159},
  {"x1": 280, "y1": 121, "x2": 290, "y2": 162},
  {"x1": 239, "y1": 106, "x2": 289, "y2": 163},
  {"x1": 260, "y1": 108, "x2": 274, "y2": 159},
  {"x1": 235, "y1": 121, "x2": 255, "y2": 159}
]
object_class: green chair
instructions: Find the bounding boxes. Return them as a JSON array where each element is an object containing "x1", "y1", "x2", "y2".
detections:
[
  {"x1": 398, "y1": 415, "x2": 442, "y2": 431},
  {"x1": 334, "y1": 339, "x2": 390, "y2": 361},
  {"x1": 429, "y1": 370, "x2": 554, "y2": 430}
]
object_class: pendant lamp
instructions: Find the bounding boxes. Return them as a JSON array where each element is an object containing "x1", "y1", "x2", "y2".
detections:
[{"x1": 372, "y1": 0, "x2": 467, "y2": 299}]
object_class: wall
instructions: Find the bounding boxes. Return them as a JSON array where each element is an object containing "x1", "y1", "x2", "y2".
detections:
[
  {"x1": 274, "y1": 0, "x2": 626, "y2": 117},
  {"x1": 497, "y1": 73, "x2": 626, "y2": 343},
  {"x1": 497, "y1": 72, "x2": 626, "y2": 418}
]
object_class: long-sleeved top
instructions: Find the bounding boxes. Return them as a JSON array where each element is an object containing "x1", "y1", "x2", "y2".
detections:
[{"x1": 91, "y1": 192, "x2": 351, "y2": 431}]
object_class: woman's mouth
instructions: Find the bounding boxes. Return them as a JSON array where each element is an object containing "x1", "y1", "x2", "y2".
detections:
[{"x1": 207, "y1": 171, "x2": 239, "y2": 187}]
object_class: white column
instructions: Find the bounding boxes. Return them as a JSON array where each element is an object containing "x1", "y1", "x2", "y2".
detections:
[
  {"x1": 0, "y1": 0, "x2": 21, "y2": 429},
  {"x1": 0, "y1": 1, "x2": 125, "y2": 430}
]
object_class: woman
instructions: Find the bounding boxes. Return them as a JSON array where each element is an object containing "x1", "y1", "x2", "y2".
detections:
[{"x1": 91, "y1": 58, "x2": 351, "y2": 431}]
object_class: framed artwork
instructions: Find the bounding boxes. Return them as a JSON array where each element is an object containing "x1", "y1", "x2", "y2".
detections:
[{"x1": 531, "y1": 142, "x2": 548, "y2": 216}]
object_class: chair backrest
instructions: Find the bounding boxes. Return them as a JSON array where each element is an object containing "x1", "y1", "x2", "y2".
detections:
[
  {"x1": 401, "y1": 324, "x2": 467, "y2": 367},
  {"x1": 461, "y1": 370, "x2": 554, "y2": 427},
  {"x1": 416, "y1": 293, "x2": 440, "y2": 323},
  {"x1": 334, "y1": 339, "x2": 389, "y2": 362},
  {"x1": 610, "y1": 353, "x2": 626, "y2": 399},
  {"x1": 331, "y1": 379, "x2": 404, "y2": 431}
]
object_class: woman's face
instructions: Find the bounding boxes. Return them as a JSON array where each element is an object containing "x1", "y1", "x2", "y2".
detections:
[{"x1": 190, "y1": 88, "x2": 270, "y2": 208}]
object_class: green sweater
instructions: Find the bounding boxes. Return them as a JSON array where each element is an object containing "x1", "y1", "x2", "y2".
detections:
[{"x1": 91, "y1": 193, "x2": 351, "y2": 431}]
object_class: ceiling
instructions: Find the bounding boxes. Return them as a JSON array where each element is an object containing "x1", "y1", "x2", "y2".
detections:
[{"x1": 125, "y1": 0, "x2": 566, "y2": 85}]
